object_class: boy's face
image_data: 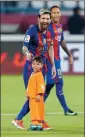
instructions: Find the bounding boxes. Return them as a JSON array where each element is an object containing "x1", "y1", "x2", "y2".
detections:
[{"x1": 32, "y1": 60, "x2": 43, "y2": 73}]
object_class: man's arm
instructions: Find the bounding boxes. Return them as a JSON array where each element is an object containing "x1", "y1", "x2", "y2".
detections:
[
  {"x1": 22, "y1": 46, "x2": 32, "y2": 60},
  {"x1": 48, "y1": 41, "x2": 56, "y2": 78},
  {"x1": 61, "y1": 40, "x2": 73, "y2": 64},
  {"x1": 22, "y1": 26, "x2": 34, "y2": 60},
  {"x1": 48, "y1": 45, "x2": 55, "y2": 66},
  {"x1": 22, "y1": 46, "x2": 29, "y2": 55}
]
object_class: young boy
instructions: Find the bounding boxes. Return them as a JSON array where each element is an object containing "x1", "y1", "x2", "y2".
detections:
[{"x1": 26, "y1": 56, "x2": 46, "y2": 131}]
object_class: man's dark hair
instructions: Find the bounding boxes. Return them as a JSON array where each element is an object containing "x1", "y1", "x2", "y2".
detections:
[
  {"x1": 32, "y1": 56, "x2": 43, "y2": 64},
  {"x1": 50, "y1": 5, "x2": 60, "y2": 11}
]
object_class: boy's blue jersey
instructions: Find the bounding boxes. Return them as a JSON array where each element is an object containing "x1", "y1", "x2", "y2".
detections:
[{"x1": 46, "y1": 22, "x2": 64, "y2": 84}]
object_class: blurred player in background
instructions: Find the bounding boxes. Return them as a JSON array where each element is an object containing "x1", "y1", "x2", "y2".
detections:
[
  {"x1": 68, "y1": 6, "x2": 84, "y2": 34},
  {"x1": 12, "y1": 9, "x2": 55, "y2": 130},
  {"x1": 26, "y1": 56, "x2": 47, "y2": 131},
  {"x1": 44, "y1": 5, "x2": 77, "y2": 115}
]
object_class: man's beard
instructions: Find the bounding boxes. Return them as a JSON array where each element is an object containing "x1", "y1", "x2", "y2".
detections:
[
  {"x1": 52, "y1": 18, "x2": 59, "y2": 24},
  {"x1": 41, "y1": 24, "x2": 48, "y2": 30}
]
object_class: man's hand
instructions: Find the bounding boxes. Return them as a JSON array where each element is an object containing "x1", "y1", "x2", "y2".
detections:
[
  {"x1": 22, "y1": 46, "x2": 33, "y2": 61},
  {"x1": 26, "y1": 52, "x2": 33, "y2": 60},
  {"x1": 52, "y1": 65, "x2": 56, "y2": 79},
  {"x1": 69, "y1": 55, "x2": 73, "y2": 64}
]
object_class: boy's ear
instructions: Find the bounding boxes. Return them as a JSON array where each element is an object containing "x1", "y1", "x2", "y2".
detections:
[{"x1": 42, "y1": 64, "x2": 44, "y2": 67}]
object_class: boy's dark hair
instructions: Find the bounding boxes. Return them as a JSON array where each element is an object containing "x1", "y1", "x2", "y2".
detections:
[
  {"x1": 50, "y1": 5, "x2": 60, "y2": 11},
  {"x1": 32, "y1": 56, "x2": 43, "y2": 64}
]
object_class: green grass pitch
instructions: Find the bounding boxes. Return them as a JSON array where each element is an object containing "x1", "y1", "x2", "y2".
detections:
[{"x1": 1, "y1": 75, "x2": 84, "y2": 137}]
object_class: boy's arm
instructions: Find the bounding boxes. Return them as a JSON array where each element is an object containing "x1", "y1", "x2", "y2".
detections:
[
  {"x1": 37, "y1": 73, "x2": 45, "y2": 94},
  {"x1": 26, "y1": 87, "x2": 29, "y2": 98},
  {"x1": 36, "y1": 74, "x2": 45, "y2": 102}
]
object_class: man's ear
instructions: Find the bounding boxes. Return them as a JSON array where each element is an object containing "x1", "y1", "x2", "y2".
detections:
[{"x1": 38, "y1": 17, "x2": 39, "y2": 23}]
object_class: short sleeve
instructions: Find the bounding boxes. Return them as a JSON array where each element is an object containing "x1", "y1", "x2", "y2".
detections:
[{"x1": 23, "y1": 25, "x2": 35, "y2": 47}]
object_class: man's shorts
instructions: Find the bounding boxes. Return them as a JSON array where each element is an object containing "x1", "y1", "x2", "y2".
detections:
[{"x1": 46, "y1": 59, "x2": 63, "y2": 84}]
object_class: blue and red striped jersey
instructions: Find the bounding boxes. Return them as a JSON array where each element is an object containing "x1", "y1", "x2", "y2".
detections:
[
  {"x1": 23, "y1": 25, "x2": 52, "y2": 58},
  {"x1": 48, "y1": 22, "x2": 64, "y2": 60}
]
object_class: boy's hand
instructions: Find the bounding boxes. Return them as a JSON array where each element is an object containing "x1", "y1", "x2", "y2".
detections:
[
  {"x1": 26, "y1": 96, "x2": 29, "y2": 100},
  {"x1": 36, "y1": 95, "x2": 41, "y2": 102}
]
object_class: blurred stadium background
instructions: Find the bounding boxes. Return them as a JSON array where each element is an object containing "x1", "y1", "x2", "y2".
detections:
[
  {"x1": 1, "y1": 1, "x2": 84, "y2": 137},
  {"x1": 1, "y1": 0, "x2": 84, "y2": 75}
]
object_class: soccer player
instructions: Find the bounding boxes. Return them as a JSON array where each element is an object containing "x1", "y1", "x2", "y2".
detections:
[
  {"x1": 26, "y1": 56, "x2": 47, "y2": 131},
  {"x1": 12, "y1": 9, "x2": 56, "y2": 130},
  {"x1": 44, "y1": 5, "x2": 77, "y2": 115}
]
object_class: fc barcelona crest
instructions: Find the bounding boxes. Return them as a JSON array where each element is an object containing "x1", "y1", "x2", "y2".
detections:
[
  {"x1": 58, "y1": 28, "x2": 62, "y2": 33},
  {"x1": 43, "y1": 38, "x2": 46, "y2": 45}
]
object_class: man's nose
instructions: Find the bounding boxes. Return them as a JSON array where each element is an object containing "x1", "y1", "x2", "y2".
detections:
[{"x1": 44, "y1": 19, "x2": 48, "y2": 23}]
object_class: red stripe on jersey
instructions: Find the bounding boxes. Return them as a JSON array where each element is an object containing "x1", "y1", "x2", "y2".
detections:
[
  {"x1": 36, "y1": 30, "x2": 52, "y2": 57},
  {"x1": 36, "y1": 32, "x2": 43, "y2": 56},
  {"x1": 46, "y1": 30, "x2": 52, "y2": 48}
]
